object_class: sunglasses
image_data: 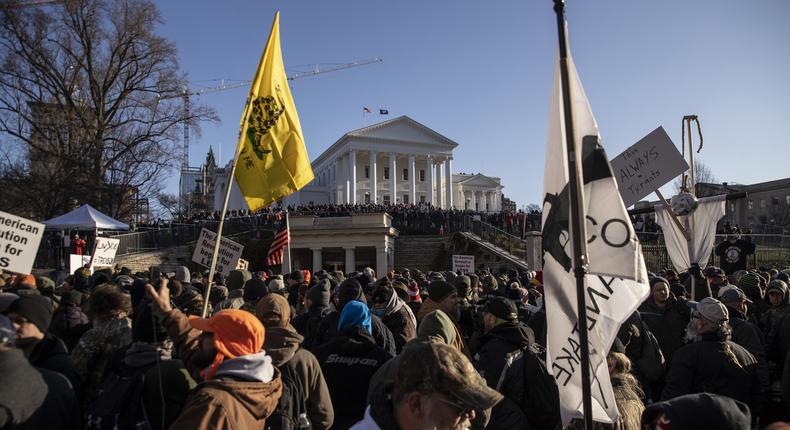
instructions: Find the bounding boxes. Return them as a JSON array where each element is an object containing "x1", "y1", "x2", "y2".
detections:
[{"x1": 434, "y1": 394, "x2": 474, "y2": 419}]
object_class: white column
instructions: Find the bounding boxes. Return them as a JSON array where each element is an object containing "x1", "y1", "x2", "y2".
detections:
[
  {"x1": 495, "y1": 191, "x2": 501, "y2": 211},
  {"x1": 349, "y1": 150, "x2": 357, "y2": 204},
  {"x1": 435, "y1": 160, "x2": 444, "y2": 208},
  {"x1": 332, "y1": 157, "x2": 343, "y2": 204},
  {"x1": 426, "y1": 156, "x2": 434, "y2": 205},
  {"x1": 369, "y1": 150, "x2": 377, "y2": 204},
  {"x1": 375, "y1": 246, "x2": 388, "y2": 280},
  {"x1": 340, "y1": 155, "x2": 348, "y2": 204},
  {"x1": 471, "y1": 191, "x2": 477, "y2": 211},
  {"x1": 312, "y1": 248, "x2": 323, "y2": 273},
  {"x1": 445, "y1": 158, "x2": 453, "y2": 209},
  {"x1": 389, "y1": 153, "x2": 397, "y2": 205},
  {"x1": 485, "y1": 191, "x2": 492, "y2": 212},
  {"x1": 344, "y1": 247, "x2": 356, "y2": 273},
  {"x1": 408, "y1": 155, "x2": 416, "y2": 204}
]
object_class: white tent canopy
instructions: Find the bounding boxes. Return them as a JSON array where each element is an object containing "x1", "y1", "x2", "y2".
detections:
[{"x1": 42, "y1": 204, "x2": 129, "y2": 231}]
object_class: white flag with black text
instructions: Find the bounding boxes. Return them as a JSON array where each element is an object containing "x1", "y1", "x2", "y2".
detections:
[{"x1": 541, "y1": 52, "x2": 650, "y2": 426}]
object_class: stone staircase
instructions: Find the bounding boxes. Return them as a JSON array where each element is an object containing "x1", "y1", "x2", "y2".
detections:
[{"x1": 394, "y1": 235, "x2": 453, "y2": 272}]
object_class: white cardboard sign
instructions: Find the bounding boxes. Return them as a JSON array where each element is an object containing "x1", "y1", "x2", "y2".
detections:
[
  {"x1": 0, "y1": 211, "x2": 45, "y2": 275},
  {"x1": 70, "y1": 254, "x2": 91, "y2": 273},
  {"x1": 191, "y1": 228, "x2": 244, "y2": 277},
  {"x1": 610, "y1": 126, "x2": 690, "y2": 208},
  {"x1": 452, "y1": 255, "x2": 475, "y2": 274},
  {"x1": 90, "y1": 237, "x2": 120, "y2": 269}
]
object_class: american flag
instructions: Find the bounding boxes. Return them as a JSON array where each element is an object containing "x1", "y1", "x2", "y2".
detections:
[{"x1": 266, "y1": 215, "x2": 290, "y2": 267}]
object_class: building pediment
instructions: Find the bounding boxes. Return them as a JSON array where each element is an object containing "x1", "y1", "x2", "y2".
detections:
[
  {"x1": 347, "y1": 116, "x2": 459, "y2": 149},
  {"x1": 454, "y1": 173, "x2": 501, "y2": 189},
  {"x1": 312, "y1": 116, "x2": 458, "y2": 168}
]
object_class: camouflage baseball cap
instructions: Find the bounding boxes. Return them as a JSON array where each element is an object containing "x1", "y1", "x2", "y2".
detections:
[{"x1": 395, "y1": 341, "x2": 503, "y2": 411}]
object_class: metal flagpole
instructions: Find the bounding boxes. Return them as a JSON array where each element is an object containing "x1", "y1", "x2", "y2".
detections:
[
  {"x1": 553, "y1": 1, "x2": 594, "y2": 428},
  {"x1": 200, "y1": 99, "x2": 255, "y2": 318},
  {"x1": 285, "y1": 211, "x2": 292, "y2": 274}
]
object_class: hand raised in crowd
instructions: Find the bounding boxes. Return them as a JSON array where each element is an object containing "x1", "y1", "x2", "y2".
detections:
[{"x1": 145, "y1": 277, "x2": 172, "y2": 312}]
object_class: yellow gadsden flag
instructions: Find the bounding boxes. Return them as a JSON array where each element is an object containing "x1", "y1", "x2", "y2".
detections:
[{"x1": 234, "y1": 12, "x2": 314, "y2": 211}]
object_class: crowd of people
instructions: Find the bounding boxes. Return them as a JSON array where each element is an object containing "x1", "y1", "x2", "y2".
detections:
[
  {"x1": 144, "y1": 203, "x2": 542, "y2": 237},
  {"x1": 2, "y1": 259, "x2": 790, "y2": 429}
]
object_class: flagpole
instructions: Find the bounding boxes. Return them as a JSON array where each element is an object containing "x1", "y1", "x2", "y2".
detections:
[
  {"x1": 285, "y1": 211, "x2": 292, "y2": 273},
  {"x1": 553, "y1": 1, "x2": 594, "y2": 428},
  {"x1": 200, "y1": 100, "x2": 255, "y2": 318}
]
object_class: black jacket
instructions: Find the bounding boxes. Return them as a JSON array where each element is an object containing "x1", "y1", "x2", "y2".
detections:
[
  {"x1": 728, "y1": 308, "x2": 766, "y2": 362},
  {"x1": 314, "y1": 326, "x2": 392, "y2": 430},
  {"x1": 316, "y1": 311, "x2": 397, "y2": 357},
  {"x1": 0, "y1": 348, "x2": 81, "y2": 430},
  {"x1": 292, "y1": 304, "x2": 332, "y2": 351},
  {"x1": 661, "y1": 331, "x2": 767, "y2": 414},
  {"x1": 639, "y1": 295, "x2": 690, "y2": 363},
  {"x1": 471, "y1": 322, "x2": 558, "y2": 430},
  {"x1": 49, "y1": 304, "x2": 90, "y2": 352},
  {"x1": 28, "y1": 333, "x2": 81, "y2": 394}
]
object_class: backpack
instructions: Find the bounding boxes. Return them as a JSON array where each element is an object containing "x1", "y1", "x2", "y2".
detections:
[
  {"x1": 265, "y1": 354, "x2": 308, "y2": 430},
  {"x1": 636, "y1": 323, "x2": 666, "y2": 382},
  {"x1": 85, "y1": 363, "x2": 153, "y2": 430},
  {"x1": 496, "y1": 344, "x2": 560, "y2": 430}
]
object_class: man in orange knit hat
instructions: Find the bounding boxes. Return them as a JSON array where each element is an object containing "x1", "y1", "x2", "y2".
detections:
[{"x1": 146, "y1": 279, "x2": 282, "y2": 428}]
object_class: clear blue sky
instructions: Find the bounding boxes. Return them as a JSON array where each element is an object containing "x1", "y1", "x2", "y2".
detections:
[{"x1": 155, "y1": 0, "x2": 790, "y2": 208}]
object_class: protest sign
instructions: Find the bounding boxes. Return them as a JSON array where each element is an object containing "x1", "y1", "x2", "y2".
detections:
[
  {"x1": 236, "y1": 258, "x2": 249, "y2": 270},
  {"x1": 90, "y1": 237, "x2": 120, "y2": 269},
  {"x1": 0, "y1": 211, "x2": 45, "y2": 274},
  {"x1": 70, "y1": 254, "x2": 91, "y2": 273},
  {"x1": 452, "y1": 255, "x2": 475, "y2": 274},
  {"x1": 610, "y1": 126, "x2": 689, "y2": 208},
  {"x1": 191, "y1": 228, "x2": 244, "y2": 277}
]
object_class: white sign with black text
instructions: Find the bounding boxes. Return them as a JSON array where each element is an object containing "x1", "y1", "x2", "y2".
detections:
[
  {"x1": 191, "y1": 228, "x2": 244, "y2": 277},
  {"x1": 610, "y1": 126, "x2": 689, "y2": 208},
  {"x1": 90, "y1": 237, "x2": 121, "y2": 268},
  {"x1": 452, "y1": 255, "x2": 475, "y2": 274},
  {"x1": 0, "y1": 211, "x2": 45, "y2": 275}
]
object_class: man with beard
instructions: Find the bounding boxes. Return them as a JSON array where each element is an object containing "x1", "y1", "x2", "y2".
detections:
[
  {"x1": 662, "y1": 297, "x2": 767, "y2": 418},
  {"x1": 351, "y1": 341, "x2": 502, "y2": 430},
  {"x1": 417, "y1": 280, "x2": 469, "y2": 356},
  {"x1": 639, "y1": 277, "x2": 691, "y2": 365}
]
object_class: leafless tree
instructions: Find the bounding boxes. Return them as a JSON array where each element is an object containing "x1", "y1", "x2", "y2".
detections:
[
  {"x1": 673, "y1": 159, "x2": 718, "y2": 195},
  {"x1": 0, "y1": 0, "x2": 217, "y2": 219}
]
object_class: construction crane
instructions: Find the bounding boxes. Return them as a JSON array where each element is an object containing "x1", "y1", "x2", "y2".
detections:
[
  {"x1": 0, "y1": 0, "x2": 60, "y2": 8},
  {"x1": 161, "y1": 57, "x2": 383, "y2": 171}
]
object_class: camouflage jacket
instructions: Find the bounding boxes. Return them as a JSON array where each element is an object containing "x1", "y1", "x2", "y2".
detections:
[{"x1": 71, "y1": 315, "x2": 132, "y2": 402}]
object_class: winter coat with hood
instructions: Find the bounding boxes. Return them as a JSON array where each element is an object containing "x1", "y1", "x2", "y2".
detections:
[
  {"x1": 264, "y1": 325, "x2": 334, "y2": 430},
  {"x1": 160, "y1": 308, "x2": 283, "y2": 430},
  {"x1": 661, "y1": 330, "x2": 767, "y2": 415},
  {"x1": 71, "y1": 315, "x2": 132, "y2": 403},
  {"x1": 375, "y1": 295, "x2": 416, "y2": 354},
  {"x1": 639, "y1": 293, "x2": 690, "y2": 363},
  {"x1": 315, "y1": 280, "x2": 398, "y2": 356},
  {"x1": 759, "y1": 279, "x2": 790, "y2": 337},
  {"x1": 213, "y1": 269, "x2": 252, "y2": 312},
  {"x1": 314, "y1": 325, "x2": 392, "y2": 430},
  {"x1": 0, "y1": 347, "x2": 81, "y2": 430}
]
